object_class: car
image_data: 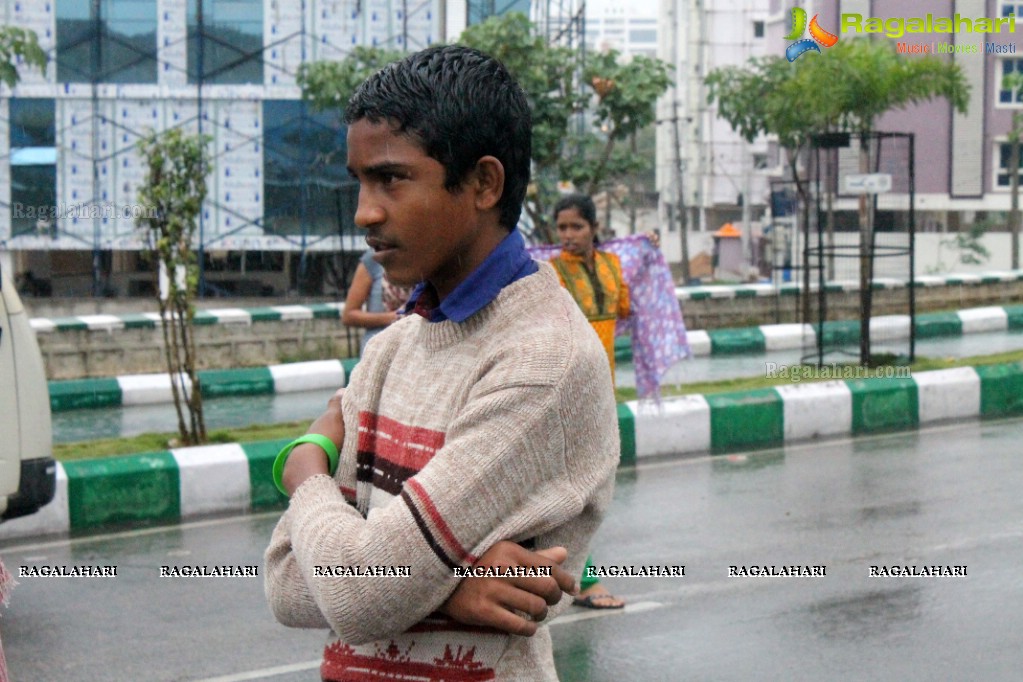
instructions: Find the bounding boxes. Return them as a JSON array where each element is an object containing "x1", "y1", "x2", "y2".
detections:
[{"x1": 0, "y1": 263, "x2": 56, "y2": 520}]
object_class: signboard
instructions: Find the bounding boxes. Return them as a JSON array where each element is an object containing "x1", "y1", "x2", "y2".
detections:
[{"x1": 844, "y1": 173, "x2": 892, "y2": 194}]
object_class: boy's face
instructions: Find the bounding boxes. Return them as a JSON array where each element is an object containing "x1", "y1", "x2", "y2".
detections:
[{"x1": 347, "y1": 119, "x2": 501, "y2": 300}]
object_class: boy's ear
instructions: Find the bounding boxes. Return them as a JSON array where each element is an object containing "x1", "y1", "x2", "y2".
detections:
[{"x1": 472, "y1": 156, "x2": 505, "y2": 212}]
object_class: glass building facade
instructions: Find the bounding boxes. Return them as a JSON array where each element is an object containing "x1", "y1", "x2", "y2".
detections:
[
  {"x1": 1, "y1": 0, "x2": 444, "y2": 295},
  {"x1": 56, "y1": 0, "x2": 159, "y2": 84}
]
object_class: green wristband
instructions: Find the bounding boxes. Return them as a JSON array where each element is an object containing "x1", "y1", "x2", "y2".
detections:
[{"x1": 272, "y1": 434, "x2": 340, "y2": 496}]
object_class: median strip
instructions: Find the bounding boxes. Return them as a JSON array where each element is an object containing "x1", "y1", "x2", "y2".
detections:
[{"x1": 8, "y1": 362, "x2": 1023, "y2": 541}]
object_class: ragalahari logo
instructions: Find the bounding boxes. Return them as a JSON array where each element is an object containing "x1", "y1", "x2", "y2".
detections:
[{"x1": 785, "y1": 7, "x2": 839, "y2": 61}]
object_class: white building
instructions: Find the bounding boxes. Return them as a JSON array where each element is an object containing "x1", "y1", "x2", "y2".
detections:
[
  {"x1": 656, "y1": 0, "x2": 771, "y2": 269},
  {"x1": 582, "y1": 0, "x2": 659, "y2": 58}
]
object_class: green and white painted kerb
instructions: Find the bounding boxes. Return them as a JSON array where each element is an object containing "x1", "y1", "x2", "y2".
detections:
[
  {"x1": 48, "y1": 358, "x2": 359, "y2": 412},
  {"x1": 6, "y1": 362, "x2": 1023, "y2": 541},
  {"x1": 29, "y1": 302, "x2": 345, "y2": 334},
  {"x1": 0, "y1": 439, "x2": 292, "y2": 541},
  {"x1": 615, "y1": 361, "x2": 1023, "y2": 463},
  {"x1": 684, "y1": 304, "x2": 1023, "y2": 358},
  {"x1": 46, "y1": 304, "x2": 1023, "y2": 411},
  {"x1": 676, "y1": 270, "x2": 1023, "y2": 302}
]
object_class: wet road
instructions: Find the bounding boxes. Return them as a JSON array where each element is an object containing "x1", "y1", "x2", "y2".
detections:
[
  {"x1": 53, "y1": 329, "x2": 1023, "y2": 443},
  {"x1": 4, "y1": 417, "x2": 1021, "y2": 680}
]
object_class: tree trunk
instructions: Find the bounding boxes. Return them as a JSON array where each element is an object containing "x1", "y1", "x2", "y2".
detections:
[
  {"x1": 786, "y1": 148, "x2": 811, "y2": 327},
  {"x1": 585, "y1": 135, "x2": 617, "y2": 197},
  {"x1": 158, "y1": 293, "x2": 189, "y2": 442},
  {"x1": 858, "y1": 135, "x2": 872, "y2": 366}
]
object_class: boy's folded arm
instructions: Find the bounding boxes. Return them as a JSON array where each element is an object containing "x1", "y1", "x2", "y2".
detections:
[
  {"x1": 264, "y1": 509, "x2": 332, "y2": 629},
  {"x1": 264, "y1": 373, "x2": 616, "y2": 645}
]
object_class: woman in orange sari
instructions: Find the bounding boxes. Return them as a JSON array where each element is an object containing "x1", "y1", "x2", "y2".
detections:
[
  {"x1": 552, "y1": 195, "x2": 630, "y2": 382},
  {"x1": 551, "y1": 193, "x2": 658, "y2": 609}
]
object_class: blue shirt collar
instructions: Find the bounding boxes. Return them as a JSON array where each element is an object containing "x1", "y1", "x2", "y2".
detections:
[{"x1": 402, "y1": 229, "x2": 538, "y2": 323}]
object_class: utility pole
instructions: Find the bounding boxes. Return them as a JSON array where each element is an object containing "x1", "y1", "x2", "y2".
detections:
[
  {"x1": 666, "y1": 0, "x2": 690, "y2": 283},
  {"x1": 671, "y1": 100, "x2": 691, "y2": 283}
]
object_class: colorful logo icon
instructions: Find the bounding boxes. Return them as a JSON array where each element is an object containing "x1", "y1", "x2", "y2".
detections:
[{"x1": 785, "y1": 7, "x2": 839, "y2": 61}]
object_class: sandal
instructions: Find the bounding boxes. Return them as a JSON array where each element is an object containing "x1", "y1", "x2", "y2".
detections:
[{"x1": 572, "y1": 593, "x2": 625, "y2": 609}]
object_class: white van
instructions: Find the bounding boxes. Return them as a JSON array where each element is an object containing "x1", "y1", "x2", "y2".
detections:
[{"x1": 0, "y1": 264, "x2": 56, "y2": 520}]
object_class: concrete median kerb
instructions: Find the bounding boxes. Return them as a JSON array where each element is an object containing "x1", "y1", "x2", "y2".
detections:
[
  {"x1": 44, "y1": 303, "x2": 1023, "y2": 412},
  {"x1": 5, "y1": 362, "x2": 1023, "y2": 542}
]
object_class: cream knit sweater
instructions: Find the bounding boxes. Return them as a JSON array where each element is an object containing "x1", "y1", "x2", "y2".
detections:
[{"x1": 264, "y1": 264, "x2": 619, "y2": 681}]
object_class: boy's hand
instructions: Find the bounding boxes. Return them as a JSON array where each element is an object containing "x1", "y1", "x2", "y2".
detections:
[
  {"x1": 440, "y1": 541, "x2": 577, "y2": 637},
  {"x1": 282, "y1": 388, "x2": 346, "y2": 495}
]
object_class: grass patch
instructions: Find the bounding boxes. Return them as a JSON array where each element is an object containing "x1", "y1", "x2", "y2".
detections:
[
  {"x1": 614, "y1": 347, "x2": 1023, "y2": 402},
  {"x1": 59, "y1": 347, "x2": 1023, "y2": 462},
  {"x1": 54, "y1": 420, "x2": 313, "y2": 462}
]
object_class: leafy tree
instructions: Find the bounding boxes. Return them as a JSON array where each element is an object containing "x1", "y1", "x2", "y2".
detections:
[
  {"x1": 801, "y1": 40, "x2": 968, "y2": 363},
  {"x1": 459, "y1": 13, "x2": 582, "y2": 240},
  {"x1": 462, "y1": 14, "x2": 671, "y2": 239},
  {"x1": 0, "y1": 26, "x2": 47, "y2": 88},
  {"x1": 297, "y1": 14, "x2": 672, "y2": 242},
  {"x1": 136, "y1": 129, "x2": 212, "y2": 446},
  {"x1": 297, "y1": 46, "x2": 404, "y2": 111},
  {"x1": 706, "y1": 55, "x2": 830, "y2": 302},
  {"x1": 575, "y1": 51, "x2": 671, "y2": 194},
  {"x1": 707, "y1": 38, "x2": 969, "y2": 363}
]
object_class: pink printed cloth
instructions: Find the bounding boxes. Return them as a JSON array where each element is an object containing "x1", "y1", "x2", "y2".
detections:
[{"x1": 528, "y1": 234, "x2": 690, "y2": 400}]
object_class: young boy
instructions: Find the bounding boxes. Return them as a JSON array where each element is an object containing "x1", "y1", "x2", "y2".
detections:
[{"x1": 264, "y1": 45, "x2": 619, "y2": 681}]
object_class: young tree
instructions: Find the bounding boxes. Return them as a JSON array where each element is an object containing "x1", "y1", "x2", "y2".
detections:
[
  {"x1": 136, "y1": 129, "x2": 212, "y2": 446},
  {"x1": 707, "y1": 39, "x2": 969, "y2": 363},
  {"x1": 576, "y1": 50, "x2": 672, "y2": 196},
  {"x1": 798, "y1": 40, "x2": 968, "y2": 363},
  {"x1": 706, "y1": 55, "x2": 834, "y2": 317}
]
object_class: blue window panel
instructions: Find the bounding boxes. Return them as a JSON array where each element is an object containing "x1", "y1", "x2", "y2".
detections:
[
  {"x1": 262, "y1": 99, "x2": 353, "y2": 238},
  {"x1": 9, "y1": 99, "x2": 55, "y2": 147},
  {"x1": 187, "y1": 0, "x2": 264, "y2": 84},
  {"x1": 10, "y1": 165, "x2": 57, "y2": 237},
  {"x1": 56, "y1": 0, "x2": 158, "y2": 83}
]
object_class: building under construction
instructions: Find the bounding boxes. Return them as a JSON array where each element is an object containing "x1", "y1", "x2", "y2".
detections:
[{"x1": 0, "y1": 0, "x2": 461, "y2": 298}]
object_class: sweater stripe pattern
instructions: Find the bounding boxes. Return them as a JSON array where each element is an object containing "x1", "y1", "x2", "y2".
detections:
[{"x1": 265, "y1": 264, "x2": 619, "y2": 682}]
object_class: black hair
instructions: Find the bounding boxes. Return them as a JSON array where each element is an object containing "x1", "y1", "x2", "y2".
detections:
[
  {"x1": 344, "y1": 45, "x2": 532, "y2": 230},
  {"x1": 553, "y1": 193, "x2": 598, "y2": 227}
]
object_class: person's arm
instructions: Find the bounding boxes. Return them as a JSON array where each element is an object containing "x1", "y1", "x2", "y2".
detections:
[
  {"x1": 263, "y1": 389, "x2": 347, "y2": 630},
  {"x1": 265, "y1": 350, "x2": 615, "y2": 644},
  {"x1": 279, "y1": 390, "x2": 345, "y2": 495},
  {"x1": 341, "y1": 262, "x2": 398, "y2": 330},
  {"x1": 279, "y1": 393, "x2": 580, "y2": 637},
  {"x1": 439, "y1": 541, "x2": 576, "y2": 636}
]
